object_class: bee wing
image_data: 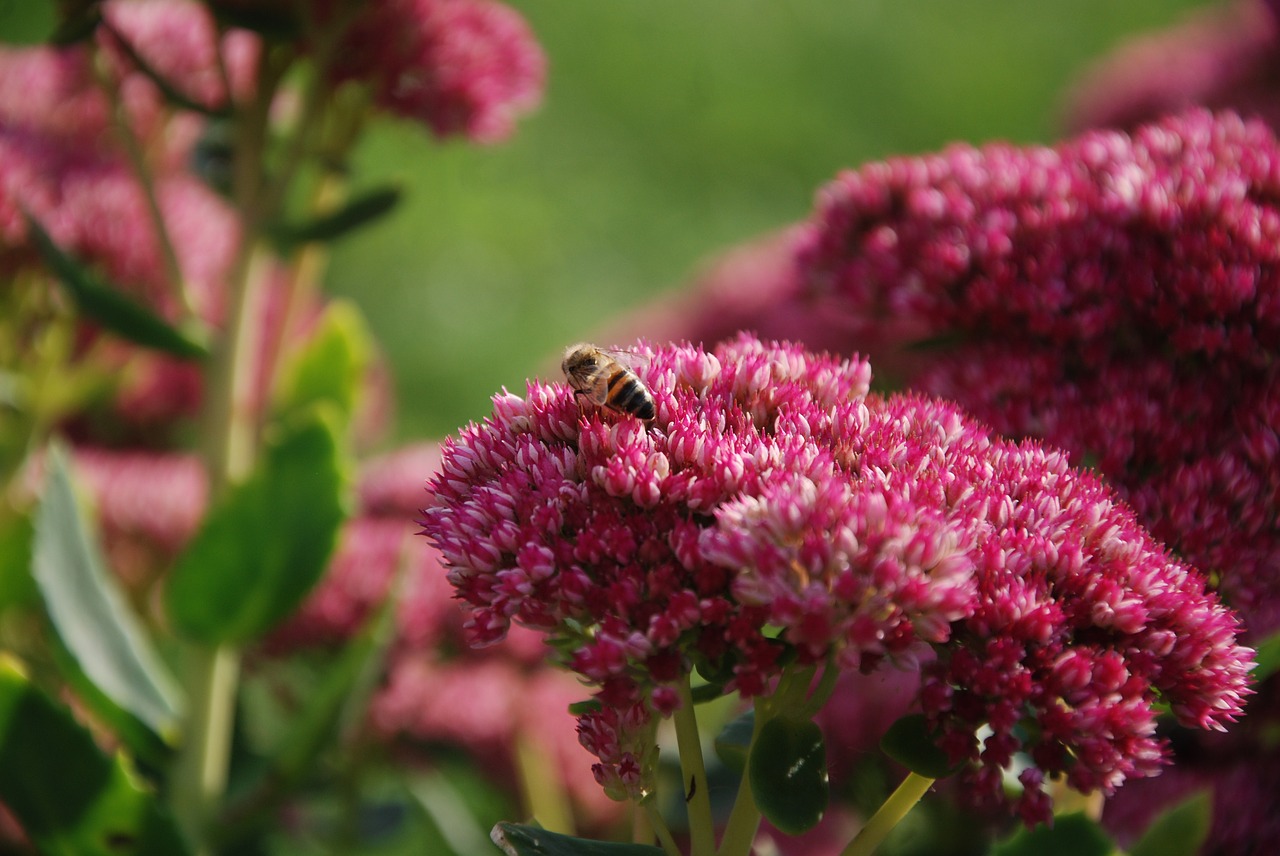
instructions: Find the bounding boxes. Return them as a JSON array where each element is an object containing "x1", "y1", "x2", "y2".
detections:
[{"x1": 598, "y1": 346, "x2": 651, "y2": 372}]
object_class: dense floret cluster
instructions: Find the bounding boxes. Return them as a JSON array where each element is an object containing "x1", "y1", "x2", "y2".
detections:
[
  {"x1": 421, "y1": 335, "x2": 1253, "y2": 820},
  {"x1": 796, "y1": 109, "x2": 1280, "y2": 638}
]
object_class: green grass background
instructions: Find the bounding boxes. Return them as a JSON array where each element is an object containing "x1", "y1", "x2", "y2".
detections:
[{"x1": 325, "y1": 0, "x2": 1207, "y2": 441}]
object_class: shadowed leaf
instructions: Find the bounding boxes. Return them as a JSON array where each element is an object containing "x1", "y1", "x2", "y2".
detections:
[
  {"x1": 0, "y1": 659, "x2": 191, "y2": 855},
  {"x1": 25, "y1": 216, "x2": 209, "y2": 359}
]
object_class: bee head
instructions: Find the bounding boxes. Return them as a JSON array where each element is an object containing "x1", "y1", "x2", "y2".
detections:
[{"x1": 562, "y1": 343, "x2": 596, "y2": 375}]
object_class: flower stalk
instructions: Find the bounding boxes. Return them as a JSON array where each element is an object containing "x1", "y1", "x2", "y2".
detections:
[
  {"x1": 841, "y1": 773, "x2": 935, "y2": 856},
  {"x1": 715, "y1": 703, "x2": 763, "y2": 856},
  {"x1": 170, "y1": 645, "x2": 241, "y2": 849},
  {"x1": 674, "y1": 676, "x2": 716, "y2": 856},
  {"x1": 642, "y1": 800, "x2": 683, "y2": 856}
]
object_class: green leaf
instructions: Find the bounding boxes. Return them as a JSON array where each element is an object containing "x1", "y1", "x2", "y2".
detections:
[
  {"x1": 1129, "y1": 790, "x2": 1211, "y2": 856},
  {"x1": 275, "y1": 300, "x2": 372, "y2": 425},
  {"x1": 879, "y1": 713, "x2": 960, "y2": 779},
  {"x1": 166, "y1": 411, "x2": 350, "y2": 644},
  {"x1": 0, "y1": 659, "x2": 192, "y2": 856},
  {"x1": 0, "y1": 0, "x2": 58, "y2": 44},
  {"x1": 1253, "y1": 631, "x2": 1280, "y2": 682},
  {"x1": 270, "y1": 186, "x2": 403, "y2": 248},
  {"x1": 991, "y1": 812, "x2": 1112, "y2": 856},
  {"x1": 50, "y1": 640, "x2": 173, "y2": 769},
  {"x1": 32, "y1": 443, "x2": 183, "y2": 742},
  {"x1": 0, "y1": 510, "x2": 37, "y2": 610},
  {"x1": 216, "y1": 590, "x2": 398, "y2": 848},
  {"x1": 25, "y1": 215, "x2": 210, "y2": 359},
  {"x1": 713, "y1": 709, "x2": 754, "y2": 774},
  {"x1": 408, "y1": 768, "x2": 499, "y2": 856},
  {"x1": 748, "y1": 715, "x2": 828, "y2": 836},
  {"x1": 48, "y1": 1, "x2": 102, "y2": 45},
  {"x1": 491, "y1": 823, "x2": 666, "y2": 856}
]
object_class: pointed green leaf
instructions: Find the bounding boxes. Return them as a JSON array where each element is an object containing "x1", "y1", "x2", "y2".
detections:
[
  {"x1": 991, "y1": 811, "x2": 1112, "y2": 856},
  {"x1": 0, "y1": 659, "x2": 191, "y2": 856},
  {"x1": 26, "y1": 215, "x2": 209, "y2": 359},
  {"x1": 275, "y1": 300, "x2": 372, "y2": 424},
  {"x1": 491, "y1": 823, "x2": 665, "y2": 856},
  {"x1": 567, "y1": 698, "x2": 602, "y2": 717},
  {"x1": 270, "y1": 186, "x2": 403, "y2": 248},
  {"x1": 1253, "y1": 631, "x2": 1280, "y2": 681},
  {"x1": 713, "y1": 709, "x2": 754, "y2": 774},
  {"x1": 32, "y1": 444, "x2": 183, "y2": 741},
  {"x1": 166, "y1": 411, "x2": 349, "y2": 644},
  {"x1": 1129, "y1": 791, "x2": 1211, "y2": 856},
  {"x1": 879, "y1": 713, "x2": 960, "y2": 779},
  {"x1": 0, "y1": 0, "x2": 58, "y2": 45},
  {"x1": 748, "y1": 715, "x2": 828, "y2": 835}
]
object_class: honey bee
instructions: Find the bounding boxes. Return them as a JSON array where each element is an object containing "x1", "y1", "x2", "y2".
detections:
[{"x1": 561, "y1": 343, "x2": 656, "y2": 421}]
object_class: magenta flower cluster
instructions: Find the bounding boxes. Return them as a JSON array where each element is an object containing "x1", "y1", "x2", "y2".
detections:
[
  {"x1": 420, "y1": 335, "x2": 1253, "y2": 821},
  {"x1": 1063, "y1": 0, "x2": 1280, "y2": 136},
  {"x1": 329, "y1": 0, "x2": 545, "y2": 143},
  {"x1": 796, "y1": 108, "x2": 1280, "y2": 639}
]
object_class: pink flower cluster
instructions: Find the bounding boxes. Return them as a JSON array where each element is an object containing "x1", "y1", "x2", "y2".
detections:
[
  {"x1": 0, "y1": 11, "x2": 241, "y2": 319},
  {"x1": 1103, "y1": 673, "x2": 1280, "y2": 855},
  {"x1": 1062, "y1": 0, "x2": 1280, "y2": 135},
  {"x1": 420, "y1": 335, "x2": 1253, "y2": 820},
  {"x1": 795, "y1": 109, "x2": 1280, "y2": 640},
  {"x1": 329, "y1": 0, "x2": 545, "y2": 143}
]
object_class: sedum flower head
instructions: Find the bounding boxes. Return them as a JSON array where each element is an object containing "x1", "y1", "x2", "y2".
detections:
[
  {"x1": 420, "y1": 335, "x2": 1253, "y2": 818},
  {"x1": 331, "y1": 0, "x2": 545, "y2": 143},
  {"x1": 795, "y1": 108, "x2": 1280, "y2": 640}
]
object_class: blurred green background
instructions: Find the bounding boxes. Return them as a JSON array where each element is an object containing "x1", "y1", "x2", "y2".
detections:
[{"x1": 323, "y1": 0, "x2": 1206, "y2": 441}]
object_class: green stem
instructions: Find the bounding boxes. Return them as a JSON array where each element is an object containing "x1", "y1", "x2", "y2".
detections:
[
  {"x1": 798, "y1": 659, "x2": 839, "y2": 719},
  {"x1": 254, "y1": 3, "x2": 363, "y2": 227},
  {"x1": 169, "y1": 48, "x2": 288, "y2": 854},
  {"x1": 169, "y1": 645, "x2": 241, "y2": 851},
  {"x1": 513, "y1": 730, "x2": 574, "y2": 835},
  {"x1": 840, "y1": 773, "x2": 935, "y2": 856},
  {"x1": 642, "y1": 801, "x2": 683, "y2": 856},
  {"x1": 717, "y1": 663, "x2": 830, "y2": 856},
  {"x1": 714, "y1": 700, "x2": 764, "y2": 856},
  {"x1": 674, "y1": 677, "x2": 716, "y2": 856},
  {"x1": 91, "y1": 44, "x2": 195, "y2": 320}
]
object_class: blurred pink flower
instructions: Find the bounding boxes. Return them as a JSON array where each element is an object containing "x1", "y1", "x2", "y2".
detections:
[
  {"x1": 369, "y1": 646, "x2": 625, "y2": 829},
  {"x1": 101, "y1": 0, "x2": 260, "y2": 114},
  {"x1": 0, "y1": 48, "x2": 110, "y2": 146},
  {"x1": 358, "y1": 441, "x2": 443, "y2": 518},
  {"x1": 332, "y1": 0, "x2": 546, "y2": 142},
  {"x1": 71, "y1": 447, "x2": 207, "y2": 588},
  {"x1": 263, "y1": 516, "x2": 412, "y2": 651},
  {"x1": 1062, "y1": 1, "x2": 1280, "y2": 135},
  {"x1": 54, "y1": 165, "x2": 237, "y2": 320},
  {"x1": 421, "y1": 334, "x2": 1252, "y2": 821}
]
